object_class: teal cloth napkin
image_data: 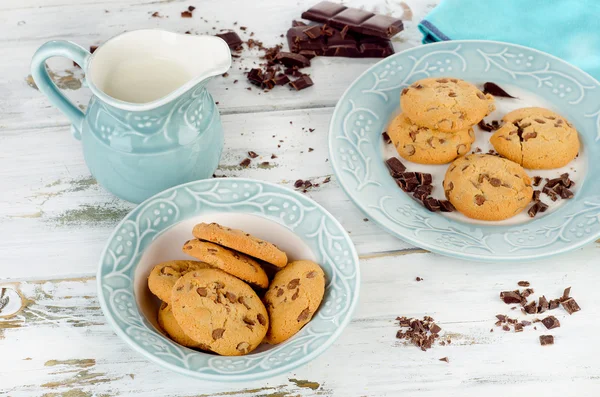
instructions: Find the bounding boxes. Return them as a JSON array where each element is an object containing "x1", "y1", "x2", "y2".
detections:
[{"x1": 419, "y1": 0, "x2": 600, "y2": 80}]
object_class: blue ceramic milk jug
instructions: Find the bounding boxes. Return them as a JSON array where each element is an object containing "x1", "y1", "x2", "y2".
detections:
[{"x1": 31, "y1": 29, "x2": 231, "y2": 203}]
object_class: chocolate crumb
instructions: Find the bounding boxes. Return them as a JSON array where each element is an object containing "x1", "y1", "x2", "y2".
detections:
[
  {"x1": 539, "y1": 335, "x2": 554, "y2": 346},
  {"x1": 439, "y1": 357, "x2": 449, "y2": 363},
  {"x1": 239, "y1": 158, "x2": 251, "y2": 168},
  {"x1": 308, "y1": 148, "x2": 314, "y2": 152},
  {"x1": 294, "y1": 179, "x2": 304, "y2": 188},
  {"x1": 514, "y1": 323, "x2": 524, "y2": 332},
  {"x1": 502, "y1": 325, "x2": 510, "y2": 331},
  {"x1": 181, "y1": 10, "x2": 193, "y2": 18},
  {"x1": 416, "y1": 277, "x2": 423, "y2": 282},
  {"x1": 271, "y1": 154, "x2": 277, "y2": 159},
  {"x1": 248, "y1": 151, "x2": 259, "y2": 158},
  {"x1": 482, "y1": 82, "x2": 516, "y2": 98},
  {"x1": 533, "y1": 176, "x2": 542, "y2": 186},
  {"x1": 518, "y1": 281, "x2": 530, "y2": 287}
]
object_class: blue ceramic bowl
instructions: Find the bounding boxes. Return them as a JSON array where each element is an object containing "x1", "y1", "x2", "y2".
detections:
[
  {"x1": 97, "y1": 178, "x2": 359, "y2": 381},
  {"x1": 329, "y1": 40, "x2": 600, "y2": 261}
]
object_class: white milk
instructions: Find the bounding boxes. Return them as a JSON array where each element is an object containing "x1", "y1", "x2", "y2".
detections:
[
  {"x1": 382, "y1": 83, "x2": 587, "y2": 226},
  {"x1": 103, "y1": 56, "x2": 192, "y2": 103}
]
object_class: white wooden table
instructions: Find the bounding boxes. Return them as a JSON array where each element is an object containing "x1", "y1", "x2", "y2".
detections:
[{"x1": 1, "y1": 0, "x2": 599, "y2": 395}]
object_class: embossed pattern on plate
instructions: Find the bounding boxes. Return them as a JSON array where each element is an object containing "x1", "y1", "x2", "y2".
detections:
[
  {"x1": 97, "y1": 178, "x2": 359, "y2": 381},
  {"x1": 329, "y1": 40, "x2": 600, "y2": 261}
]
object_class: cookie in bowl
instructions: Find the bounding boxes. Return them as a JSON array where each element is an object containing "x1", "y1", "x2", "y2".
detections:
[
  {"x1": 400, "y1": 77, "x2": 495, "y2": 132},
  {"x1": 387, "y1": 113, "x2": 475, "y2": 164},
  {"x1": 443, "y1": 154, "x2": 533, "y2": 221},
  {"x1": 489, "y1": 107, "x2": 580, "y2": 169}
]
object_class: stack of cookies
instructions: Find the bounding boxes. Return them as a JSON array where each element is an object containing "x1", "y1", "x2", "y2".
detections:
[
  {"x1": 389, "y1": 77, "x2": 495, "y2": 165},
  {"x1": 147, "y1": 222, "x2": 326, "y2": 356}
]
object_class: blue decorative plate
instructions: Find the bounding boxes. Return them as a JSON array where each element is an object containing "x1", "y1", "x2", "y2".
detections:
[
  {"x1": 97, "y1": 178, "x2": 359, "y2": 381},
  {"x1": 329, "y1": 40, "x2": 600, "y2": 261}
]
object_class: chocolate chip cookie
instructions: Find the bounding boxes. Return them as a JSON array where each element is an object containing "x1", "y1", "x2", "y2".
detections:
[
  {"x1": 182, "y1": 239, "x2": 269, "y2": 289},
  {"x1": 171, "y1": 269, "x2": 269, "y2": 356},
  {"x1": 148, "y1": 260, "x2": 211, "y2": 303},
  {"x1": 443, "y1": 154, "x2": 533, "y2": 221},
  {"x1": 263, "y1": 260, "x2": 325, "y2": 344},
  {"x1": 490, "y1": 107, "x2": 580, "y2": 169},
  {"x1": 400, "y1": 77, "x2": 495, "y2": 132},
  {"x1": 157, "y1": 301, "x2": 207, "y2": 350},
  {"x1": 193, "y1": 223, "x2": 288, "y2": 268},
  {"x1": 387, "y1": 113, "x2": 475, "y2": 164}
]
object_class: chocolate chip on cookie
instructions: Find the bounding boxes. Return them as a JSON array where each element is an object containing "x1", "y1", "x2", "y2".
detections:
[
  {"x1": 443, "y1": 154, "x2": 533, "y2": 221},
  {"x1": 182, "y1": 239, "x2": 269, "y2": 288},
  {"x1": 400, "y1": 77, "x2": 495, "y2": 132},
  {"x1": 171, "y1": 269, "x2": 269, "y2": 356},
  {"x1": 490, "y1": 107, "x2": 579, "y2": 169},
  {"x1": 193, "y1": 223, "x2": 288, "y2": 268},
  {"x1": 264, "y1": 260, "x2": 325, "y2": 344}
]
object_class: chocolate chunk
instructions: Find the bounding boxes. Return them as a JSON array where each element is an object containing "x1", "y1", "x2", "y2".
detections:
[
  {"x1": 397, "y1": 179, "x2": 419, "y2": 193},
  {"x1": 561, "y1": 298, "x2": 581, "y2": 315},
  {"x1": 532, "y1": 176, "x2": 542, "y2": 186},
  {"x1": 416, "y1": 173, "x2": 433, "y2": 185},
  {"x1": 524, "y1": 301, "x2": 537, "y2": 314},
  {"x1": 541, "y1": 315, "x2": 560, "y2": 329},
  {"x1": 537, "y1": 201, "x2": 549, "y2": 213},
  {"x1": 385, "y1": 157, "x2": 406, "y2": 177},
  {"x1": 522, "y1": 288, "x2": 534, "y2": 298},
  {"x1": 292, "y1": 20, "x2": 307, "y2": 27},
  {"x1": 289, "y1": 75, "x2": 314, "y2": 91},
  {"x1": 502, "y1": 325, "x2": 510, "y2": 331},
  {"x1": 518, "y1": 281, "x2": 530, "y2": 287},
  {"x1": 181, "y1": 10, "x2": 193, "y2": 18},
  {"x1": 538, "y1": 295, "x2": 549, "y2": 313},
  {"x1": 521, "y1": 320, "x2": 532, "y2": 326},
  {"x1": 216, "y1": 31, "x2": 243, "y2": 50},
  {"x1": 429, "y1": 323, "x2": 441, "y2": 334},
  {"x1": 496, "y1": 314, "x2": 507, "y2": 322},
  {"x1": 542, "y1": 186, "x2": 558, "y2": 201},
  {"x1": 424, "y1": 197, "x2": 441, "y2": 212},
  {"x1": 439, "y1": 200, "x2": 455, "y2": 212},
  {"x1": 301, "y1": 1, "x2": 404, "y2": 39},
  {"x1": 248, "y1": 151, "x2": 259, "y2": 158},
  {"x1": 514, "y1": 323, "x2": 524, "y2": 332},
  {"x1": 247, "y1": 68, "x2": 264, "y2": 86},
  {"x1": 545, "y1": 177, "x2": 563, "y2": 189},
  {"x1": 273, "y1": 73, "x2": 290, "y2": 86},
  {"x1": 482, "y1": 82, "x2": 516, "y2": 98},
  {"x1": 382, "y1": 131, "x2": 392, "y2": 144},
  {"x1": 555, "y1": 185, "x2": 574, "y2": 199},
  {"x1": 275, "y1": 51, "x2": 311, "y2": 67},
  {"x1": 413, "y1": 185, "x2": 433, "y2": 201},
  {"x1": 294, "y1": 179, "x2": 304, "y2": 188},
  {"x1": 532, "y1": 190, "x2": 541, "y2": 202},
  {"x1": 528, "y1": 202, "x2": 541, "y2": 218},
  {"x1": 439, "y1": 357, "x2": 449, "y2": 363},
  {"x1": 500, "y1": 291, "x2": 522, "y2": 304},
  {"x1": 239, "y1": 158, "x2": 251, "y2": 168},
  {"x1": 549, "y1": 299, "x2": 560, "y2": 310},
  {"x1": 478, "y1": 119, "x2": 500, "y2": 132},
  {"x1": 539, "y1": 335, "x2": 554, "y2": 346}
]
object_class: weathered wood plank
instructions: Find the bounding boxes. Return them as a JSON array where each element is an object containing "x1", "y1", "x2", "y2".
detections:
[{"x1": 1, "y1": 247, "x2": 599, "y2": 396}]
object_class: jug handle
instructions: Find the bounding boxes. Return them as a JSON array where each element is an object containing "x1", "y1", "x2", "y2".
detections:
[{"x1": 31, "y1": 41, "x2": 91, "y2": 140}]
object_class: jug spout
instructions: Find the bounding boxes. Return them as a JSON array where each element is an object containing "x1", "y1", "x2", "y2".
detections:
[{"x1": 85, "y1": 30, "x2": 231, "y2": 111}]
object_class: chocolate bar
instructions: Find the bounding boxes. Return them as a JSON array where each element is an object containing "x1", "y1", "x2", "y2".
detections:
[
  {"x1": 301, "y1": 1, "x2": 403, "y2": 39},
  {"x1": 287, "y1": 24, "x2": 394, "y2": 58},
  {"x1": 215, "y1": 31, "x2": 243, "y2": 50}
]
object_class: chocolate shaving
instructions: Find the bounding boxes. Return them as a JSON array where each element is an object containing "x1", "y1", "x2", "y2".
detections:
[{"x1": 482, "y1": 82, "x2": 516, "y2": 98}]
